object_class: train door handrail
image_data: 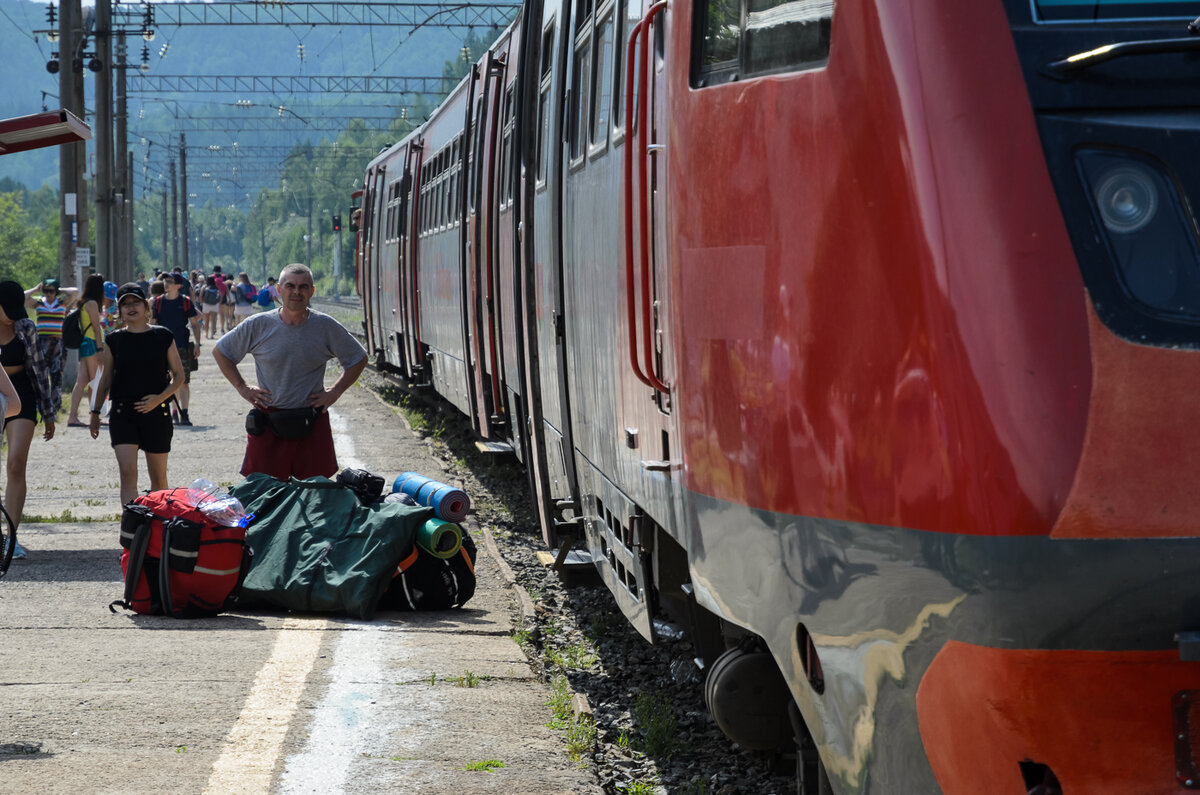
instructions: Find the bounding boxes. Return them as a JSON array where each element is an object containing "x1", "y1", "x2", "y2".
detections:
[{"x1": 622, "y1": 0, "x2": 669, "y2": 394}]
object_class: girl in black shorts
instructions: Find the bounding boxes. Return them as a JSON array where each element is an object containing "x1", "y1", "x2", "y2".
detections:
[
  {"x1": 88, "y1": 283, "x2": 185, "y2": 504},
  {"x1": 0, "y1": 281, "x2": 58, "y2": 559}
]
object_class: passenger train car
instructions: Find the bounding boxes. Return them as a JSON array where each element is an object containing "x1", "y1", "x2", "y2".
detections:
[{"x1": 356, "y1": 0, "x2": 1200, "y2": 791}]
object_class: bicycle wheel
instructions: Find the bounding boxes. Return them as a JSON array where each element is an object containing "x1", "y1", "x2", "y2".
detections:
[{"x1": 0, "y1": 501, "x2": 15, "y2": 579}]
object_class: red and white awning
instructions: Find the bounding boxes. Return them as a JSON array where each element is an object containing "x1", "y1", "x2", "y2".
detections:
[{"x1": 0, "y1": 110, "x2": 91, "y2": 156}]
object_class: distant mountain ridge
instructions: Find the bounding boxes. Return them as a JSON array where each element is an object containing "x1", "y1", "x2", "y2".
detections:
[{"x1": 0, "y1": 0, "x2": 494, "y2": 191}]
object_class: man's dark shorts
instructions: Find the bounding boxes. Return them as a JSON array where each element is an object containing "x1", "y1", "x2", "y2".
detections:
[{"x1": 108, "y1": 401, "x2": 173, "y2": 454}]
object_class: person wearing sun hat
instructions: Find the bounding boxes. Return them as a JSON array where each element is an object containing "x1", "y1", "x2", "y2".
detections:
[
  {"x1": 102, "y1": 280, "x2": 119, "y2": 333},
  {"x1": 0, "y1": 280, "x2": 57, "y2": 560},
  {"x1": 88, "y1": 283, "x2": 185, "y2": 504}
]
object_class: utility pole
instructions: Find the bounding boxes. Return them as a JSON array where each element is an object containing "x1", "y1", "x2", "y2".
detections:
[
  {"x1": 114, "y1": 37, "x2": 129, "y2": 283},
  {"x1": 57, "y1": 0, "x2": 78, "y2": 285},
  {"x1": 74, "y1": 11, "x2": 89, "y2": 282},
  {"x1": 180, "y1": 133, "x2": 190, "y2": 275},
  {"x1": 160, "y1": 188, "x2": 168, "y2": 274},
  {"x1": 170, "y1": 159, "x2": 178, "y2": 271},
  {"x1": 260, "y1": 222, "x2": 267, "y2": 283},
  {"x1": 127, "y1": 150, "x2": 135, "y2": 278},
  {"x1": 95, "y1": 0, "x2": 113, "y2": 279},
  {"x1": 306, "y1": 196, "x2": 313, "y2": 274}
]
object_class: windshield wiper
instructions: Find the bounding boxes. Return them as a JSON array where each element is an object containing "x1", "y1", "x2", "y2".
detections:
[{"x1": 1045, "y1": 36, "x2": 1200, "y2": 77}]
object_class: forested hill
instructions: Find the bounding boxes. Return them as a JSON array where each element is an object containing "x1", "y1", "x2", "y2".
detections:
[{"x1": 0, "y1": 0, "x2": 501, "y2": 190}]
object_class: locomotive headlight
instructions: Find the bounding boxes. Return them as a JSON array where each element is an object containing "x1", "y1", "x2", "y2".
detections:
[
  {"x1": 1077, "y1": 149, "x2": 1200, "y2": 318},
  {"x1": 1094, "y1": 165, "x2": 1158, "y2": 234}
]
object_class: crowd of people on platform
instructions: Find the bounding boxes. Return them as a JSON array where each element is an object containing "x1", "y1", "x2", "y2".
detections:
[{"x1": 0, "y1": 263, "x2": 361, "y2": 561}]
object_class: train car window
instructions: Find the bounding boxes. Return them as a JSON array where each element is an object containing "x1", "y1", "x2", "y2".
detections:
[
  {"x1": 421, "y1": 168, "x2": 429, "y2": 237},
  {"x1": 537, "y1": 23, "x2": 556, "y2": 188},
  {"x1": 1034, "y1": 0, "x2": 1196, "y2": 21},
  {"x1": 693, "y1": 0, "x2": 832, "y2": 86},
  {"x1": 471, "y1": 99, "x2": 483, "y2": 214},
  {"x1": 441, "y1": 161, "x2": 450, "y2": 230},
  {"x1": 590, "y1": 7, "x2": 615, "y2": 149},
  {"x1": 576, "y1": 0, "x2": 595, "y2": 30},
  {"x1": 439, "y1": 174, "x2": 446, "y2": 230},
  {"x1": 570, "y1": 30, "x2": 593, "y2": 163},
  {"x1": 427, "y1": 165, "x2": 435, "y2": 235},
  {"x1": 501, "y1": 86, "x2": 515, "y2": 207},
  {"x1": 612, "y1": 0, "x2": 629, "y2": 133},
  {"x1": 456, "y1": 165, "x2": 464, "y2": 225},
  {"x1": 418, "y1": 168, "x2": 426, "y2": 236},
  {"x1": 429, "y1": 172, "x2": 437, "y2": 233}
]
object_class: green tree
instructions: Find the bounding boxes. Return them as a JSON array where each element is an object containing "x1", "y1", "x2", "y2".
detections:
[{"x1": 0, "y1": 192, "x2": 55, "y2": 287}]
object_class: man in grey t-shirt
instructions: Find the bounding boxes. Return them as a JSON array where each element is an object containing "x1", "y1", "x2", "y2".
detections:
[{"x1": 213, "y1": 263, "x2": 367, "y2": 480}]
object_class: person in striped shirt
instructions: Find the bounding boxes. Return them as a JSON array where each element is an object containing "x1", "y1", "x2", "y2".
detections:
[{"x1": 25, "y1": 278, "x2": 78, "y2": 417}]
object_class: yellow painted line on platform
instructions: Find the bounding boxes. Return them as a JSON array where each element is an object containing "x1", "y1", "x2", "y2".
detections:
[{"x1": 204, "y1": 617, "x2": 329, "y2": 794}]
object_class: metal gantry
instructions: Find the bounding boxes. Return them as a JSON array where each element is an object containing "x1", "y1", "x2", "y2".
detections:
[
  {"x1": 129, "y1": 74, "x2": 453, "y2": 96},
  {"x1": 45, "y1": 0, "x2": 497, "y2": 279},
  {"x1": 113, "y1": 2, "x2": 519, "y2": 29}
]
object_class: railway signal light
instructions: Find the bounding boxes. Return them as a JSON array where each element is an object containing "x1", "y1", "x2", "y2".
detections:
[{"x1": 332, "y1": 214, "x2": 342, "y2": 232}]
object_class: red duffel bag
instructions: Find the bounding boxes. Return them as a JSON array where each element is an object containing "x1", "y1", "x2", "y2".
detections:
[{"x1": 110, "y1": 487, "x2": 251, "y2": 618}]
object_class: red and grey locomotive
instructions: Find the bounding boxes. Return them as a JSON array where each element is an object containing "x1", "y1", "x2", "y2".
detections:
[{"x1": 356, "y1": 0, "x2": 1200, "y2": 791}]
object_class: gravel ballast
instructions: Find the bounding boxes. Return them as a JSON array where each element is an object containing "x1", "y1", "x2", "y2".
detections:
[{"x1": 364, "y1": 373, "x2": 798, "y2": 795}]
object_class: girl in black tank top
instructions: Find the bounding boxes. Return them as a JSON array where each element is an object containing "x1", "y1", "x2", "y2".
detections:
[{"x1": 88, "y1": 285, "x2": 186, "y2": 504}]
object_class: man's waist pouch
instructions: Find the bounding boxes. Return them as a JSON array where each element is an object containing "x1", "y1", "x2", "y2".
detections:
[{"x1": 246, "y1": 407, "x2": 323, "y2": 440}]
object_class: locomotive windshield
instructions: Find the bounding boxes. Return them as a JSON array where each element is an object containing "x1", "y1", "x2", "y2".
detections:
[{"x1": 1034, "y1": 0, "x2": 1200, "y2": 21}]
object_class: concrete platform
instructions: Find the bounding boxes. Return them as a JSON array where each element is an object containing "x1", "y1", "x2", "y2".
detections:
[{"x1": 0, "y1": 342, "x2": 599, "y2": 794}]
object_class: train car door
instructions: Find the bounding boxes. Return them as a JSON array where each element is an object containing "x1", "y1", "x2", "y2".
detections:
[
  {"x1": 467, "y1": 41, "x2": 514, "y2": 441},
  {"x1": 518, "y1": 0, "x2": 583, "y2": 545},
  {"x1": 377, "y1": 170, "x2": 404, "y2": 371},
  {"x1": 351, "y1": 187, "x2": 364, "y2": 299},
  {"x1": 496, "y1": 60, "x2": 526, "y2": 463},
  {"x1": 389, "y1": 148, "x2": 418, "y2": 380},
  {"x1": 403, "y1": 142, "x2": 426, "y2": 383},
  {"x1": 363, "y1": 166, "x2": 388, "y2": 362}
]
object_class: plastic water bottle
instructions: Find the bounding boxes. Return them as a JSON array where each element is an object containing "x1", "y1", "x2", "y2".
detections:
[
  {"x1": 199, "y1": 496, "x2": 254, "y2": 529},
  {"x1": 186, "y1": 478, "x2": 226, "y2": 508}
]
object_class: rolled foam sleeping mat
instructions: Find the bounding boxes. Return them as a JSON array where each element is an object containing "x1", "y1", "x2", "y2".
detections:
[
  {"x1": 416, "y1": 517, "x2": 463, "y2": 559},
  {"x1": 392, "y1": 472, "x2": 471, "y2": 523}
]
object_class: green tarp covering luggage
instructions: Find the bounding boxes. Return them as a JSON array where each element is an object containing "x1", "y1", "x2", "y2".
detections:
[{"x1": 229, "y1": 473, "x2": 435, "y2": 619}]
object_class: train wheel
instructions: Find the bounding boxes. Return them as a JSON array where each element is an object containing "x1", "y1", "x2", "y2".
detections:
[
  {"x1": 703, "y1": 644, "x2": 793, "y2": 750},
  {"x1": 789, "y1": 700, "x2": 833, "y2": 795}
]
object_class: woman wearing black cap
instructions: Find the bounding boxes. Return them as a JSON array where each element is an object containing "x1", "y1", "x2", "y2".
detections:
[
  {"x1": 88, "y1": 283, "x2": 184, "y2": 504},
  {"x1": 0, "y1": 281, "x2": 57, "y2": 560}
]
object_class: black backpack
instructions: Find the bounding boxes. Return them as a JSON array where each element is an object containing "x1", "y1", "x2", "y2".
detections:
[
  {"x1": 61, "y1": 308, "x2": 84, "y2": 350},
  {"x1": 378, "y1": 533, "x2": 477, "y2": 611}
]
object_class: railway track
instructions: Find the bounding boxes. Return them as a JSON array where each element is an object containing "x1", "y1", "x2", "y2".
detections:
[{"x1": 310, "y1": 295, "x2": 365, "y2": 342}]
